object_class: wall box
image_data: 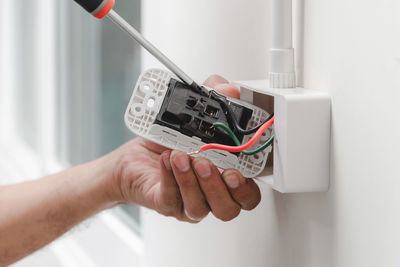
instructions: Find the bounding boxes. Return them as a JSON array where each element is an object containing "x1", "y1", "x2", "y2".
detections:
[{"x1": 234, "y1": 80, "x2": 331, "y2": 193}]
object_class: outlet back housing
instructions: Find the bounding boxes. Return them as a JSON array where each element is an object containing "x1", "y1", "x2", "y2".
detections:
[{"x1": 235, "y1": 80, "x2": 331, "y2": 192}]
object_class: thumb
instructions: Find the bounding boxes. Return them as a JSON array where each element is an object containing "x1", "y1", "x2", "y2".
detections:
[
  {"x1": 213, "y1": 83, "x2": 240, "y2": 99},
  {"x1": 203, "y1": 74, "x2": 229, "y2": 88},
  {"x1": 203, "y1": 75, "x2": 240, "y2": 99}
]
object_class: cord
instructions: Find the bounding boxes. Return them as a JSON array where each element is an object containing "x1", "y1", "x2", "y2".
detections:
[
  {"x1": 244, "y1": 136, "x2": 274, "y2": 155},
  {"x1": 213, "y1": 122, "x2": 274, "y2": 155},
  {"x1": 194, "y1": 117, "x2": 274, "y2": 154},
  {"x1": 210, "y1": 90, "x2": 274, "y2": 135},
  {"x1": 212, "y1": 122, "x2": 241, "y2": 145}
]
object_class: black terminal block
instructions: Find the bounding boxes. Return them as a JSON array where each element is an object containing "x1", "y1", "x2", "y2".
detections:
[{"x1": 154, "y1": 79, "x2": 253, "y2": 146}]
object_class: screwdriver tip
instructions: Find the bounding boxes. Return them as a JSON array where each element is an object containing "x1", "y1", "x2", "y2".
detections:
[{"x1": 190, "y1": 82, "x2": 210, "y2": 97}]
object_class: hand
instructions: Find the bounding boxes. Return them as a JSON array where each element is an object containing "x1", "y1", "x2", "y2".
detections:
[{"x1": 106, "y1": 75, "x2": 261, "y2": 223}]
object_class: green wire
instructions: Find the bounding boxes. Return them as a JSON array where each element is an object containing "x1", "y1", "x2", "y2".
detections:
[
  {"x1": 213, "y1": 122, "x2": 241, "y2": 145},
  {"x1": 244, "y1": 135, "x2": 274, "y2": 155},
  {"x1": 212, "y1": 122, "x2": 274, "y2": 156}
]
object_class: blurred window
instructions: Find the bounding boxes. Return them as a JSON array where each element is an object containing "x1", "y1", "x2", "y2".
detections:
[
  {"x1": 0, "y1": 0, "x2": 142, "y2": 232},
  {"x1": 58, "y1": 0, "x2": 143, "y2": 231}
]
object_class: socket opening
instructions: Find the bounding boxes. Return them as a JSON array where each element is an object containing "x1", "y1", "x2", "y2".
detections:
[{"x1": 240, "y1": 87, "x2": 275, "y2": 177}]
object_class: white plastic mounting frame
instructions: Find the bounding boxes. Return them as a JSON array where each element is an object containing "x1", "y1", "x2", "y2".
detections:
[
  {"x1": 125, "y1": 69, "x2": 273, "y2": 178},
  {"x1": 234, "y1": 80, "x2": 331, "y2": 192}
]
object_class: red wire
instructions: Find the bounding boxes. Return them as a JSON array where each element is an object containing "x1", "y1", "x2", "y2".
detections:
[{"x1": 199, "y1": 117, "x2": 274, "y2": 153}]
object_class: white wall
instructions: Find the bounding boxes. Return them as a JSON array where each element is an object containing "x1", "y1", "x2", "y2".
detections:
[
  {"x1": 141, "y1": 0, "x2": 270, "y2": 82},
  {"x1": 300, "y1": 0, "x2": 400, "y2": 266},
  {"x1": 141, "y1": 0, "x2": 400, "y2": 266}
]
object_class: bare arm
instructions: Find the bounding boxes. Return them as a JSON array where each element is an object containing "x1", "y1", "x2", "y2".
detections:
[
  {"x1": 0, "y1": 156, "x2": 119, "y2": 265},
  {"x1": 0, "y1": 76, "x2": 261, "y2": 266}
]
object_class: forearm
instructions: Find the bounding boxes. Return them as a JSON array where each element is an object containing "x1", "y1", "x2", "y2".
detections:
[{"x1": 0, "y1": 156, "x2": 118, "y2": 265}]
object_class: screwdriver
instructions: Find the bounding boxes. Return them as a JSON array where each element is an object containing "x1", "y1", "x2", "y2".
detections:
[{"x1": 72, "y1": 0, "x2": 207, "y2": 95}]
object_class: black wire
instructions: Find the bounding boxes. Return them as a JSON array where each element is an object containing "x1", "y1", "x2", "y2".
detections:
[{"x1": 210, "y1": 90, "x2": 274, "y2": 135}]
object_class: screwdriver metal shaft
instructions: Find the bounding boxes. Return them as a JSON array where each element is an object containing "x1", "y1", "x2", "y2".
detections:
[{"x1": 107, "y1": 10, "x2": 204, "y2": 93}]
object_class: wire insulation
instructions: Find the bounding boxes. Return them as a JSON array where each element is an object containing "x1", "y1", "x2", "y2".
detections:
[
  {"x1": 210, "y1": 90, "x2": 274, "y2": 135},
  {"x1": 213, "y1": 122, "x2": 241, "y2": 145},
  {"x1": 244, "y1": 136, "x2": 274, "y2": 155},
  {"x1": 199, "y1": 117, "x2": 274, "y2": 153},
  {"x1": 213, "y1": 122, "x2": 274, "y2": 155}
]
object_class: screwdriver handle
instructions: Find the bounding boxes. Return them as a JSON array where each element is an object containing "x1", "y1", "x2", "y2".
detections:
[{"x1": 73, "y1": 0, "x2": 115, "y2": 19}]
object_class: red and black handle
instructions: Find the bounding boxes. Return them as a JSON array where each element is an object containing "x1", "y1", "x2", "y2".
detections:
[{"x1": 73, "y1": 0, "x2": 115, "y2": 19}]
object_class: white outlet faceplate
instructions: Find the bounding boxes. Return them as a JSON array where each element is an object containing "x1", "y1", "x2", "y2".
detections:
[
  {"x1": 234, "y1": 80, "x2": 331, "y2": 193},
  {"x1": 124, "y1": 69, "x2": 273, "y2": 178}
]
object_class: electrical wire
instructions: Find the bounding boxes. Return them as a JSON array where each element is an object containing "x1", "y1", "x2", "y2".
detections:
[
  {"x1": 213, "y1": 122, "x2": 274, "y2": 155},
  {"x1": 210, "y1": 90, "x2": 274, "y2": 135},
  {"x1": 213, "y1": 122, "x2": 241, "y2": 145},
  {"x1": 193, "y1": 117, "x2": 274, "y2": 154},
  {"x1": 244, "y1": 136, "x2": 274, "y2": 155}
]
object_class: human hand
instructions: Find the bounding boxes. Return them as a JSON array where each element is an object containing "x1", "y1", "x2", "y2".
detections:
[{"x1": 105, "y1": 75, "x2": 261, "y2": 223}]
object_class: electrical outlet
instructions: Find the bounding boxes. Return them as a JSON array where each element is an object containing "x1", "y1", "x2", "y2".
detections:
[
  {"x1": 125, "y1": 69, "x2": 273, "y2": 178},
  {"x1": 124, "y1": 69, "x2": 330, "y2": 192}
]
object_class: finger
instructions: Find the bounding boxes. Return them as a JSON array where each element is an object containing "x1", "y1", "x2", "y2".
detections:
[
  {"x1": 222, "y1": 169, "x2": 261, "y2": 210},
  {"x1": 214, "y1": 83, "x2": 241, "y2": 99},
  {"x1": 203, "y1": 74, "x2": 229, "y2": 88},
  {"x1": 140, "y1": 138, "x2": 169, "y2": 154},
  {"x1": 203, "y1": 74, "x2": 240, "y2": 99},
  {"x1": 158, "y1": 150, "x2": 182, "y2": 216},
  {"x1": 160, "y1": 151, "x2": 202, "y2": 223},
  {"x1": 192, "y1": 158, "x2": 241, "y2": 222},
  {"x1": 170, "y1": 151, "x2": 210, "y2": 222}
]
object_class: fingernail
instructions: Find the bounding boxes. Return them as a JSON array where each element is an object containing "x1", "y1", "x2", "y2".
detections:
[
  {"x1": 194, "y1": 159, "x2": 212, "y2": 179},
  {"x1": 226, "y1": 173, "x2": 240, "y2": 189},
  {"x1": 184, "y1": 209, "x2": 202, "y2": 222},
  {"x1": 161, "y1": 151, "x2": 172, "y2": 171},
  {"x1": 172, "y1": 151, "x2": 190, "y2": 172}
]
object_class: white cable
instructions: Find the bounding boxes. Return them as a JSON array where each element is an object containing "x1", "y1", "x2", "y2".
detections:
[{"x1": 269, "y1": 0, "x2": 296, "y2": 88}]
